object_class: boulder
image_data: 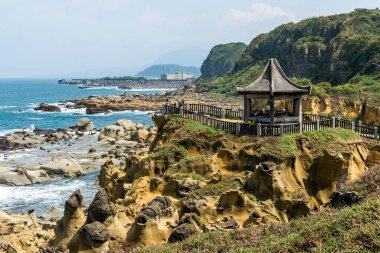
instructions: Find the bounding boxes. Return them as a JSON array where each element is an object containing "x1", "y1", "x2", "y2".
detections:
[
  {"x1": 87, "y1": 188, "x2": 113, "y2": 223},
  {"x1": 116, "y1": 119, "x2": 136, "y2": 132},
  {"x1": 34, "y1": 103, "x2": 61, "y2": 112},
  {"x1": 68, "y1": 222, "x2": 110, "y2": 253},
  {"x1": 0, "y1": 167, "x2": 32, "y2": 186},
  {"x1": 4, "y1": 132, "x2": 45, "y2": 149},
  {"x1": 324, "y1": 191, "x2": 363, "y2": 209},
  {"x1": 76, "y1": 118, "x2": 95, "y2": 131},
  {"x1": 168, "y1": 223, "x2": 197, "y2": 243},
  {"x1": 99, "y1": 125, "x2": 125, "y2": 141},
  {"x1": 21, "y1": 168, "x2": 49, "y2": 184},
  {"x1": 40, "y1": 158, "x2": 84, "y2": 177},
  {"x1": 133, "y1": 129, "x2": 150, "y2": 143}
]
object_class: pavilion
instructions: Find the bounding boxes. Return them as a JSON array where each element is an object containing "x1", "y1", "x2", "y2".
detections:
[{"x1": 237, "y1": 58, "x2": 312, "y2": 126}]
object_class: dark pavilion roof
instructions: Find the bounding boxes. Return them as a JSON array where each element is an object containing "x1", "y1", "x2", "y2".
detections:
[{"x1": 237, "y1": 58, "x2": 312, "y2": 96}]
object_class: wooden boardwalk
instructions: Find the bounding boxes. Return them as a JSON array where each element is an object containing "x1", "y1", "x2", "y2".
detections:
[{"x1": 163, "y1": 103, "x2": 380, "y2": 140}]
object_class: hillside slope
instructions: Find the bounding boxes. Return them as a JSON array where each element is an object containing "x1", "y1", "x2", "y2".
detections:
[
  {"x1": 199, "y1": 42, "x2": 247, "y2": 81},
  {"x1": 197, "y1": 9, "x2": 380, "y2": 96}
]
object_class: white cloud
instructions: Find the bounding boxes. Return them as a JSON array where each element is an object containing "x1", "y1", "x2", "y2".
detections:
[{"x1": 223, "y1": 3, "x2": 296, "y2": 24}]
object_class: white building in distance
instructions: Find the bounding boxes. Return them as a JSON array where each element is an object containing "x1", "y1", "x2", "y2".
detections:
[{"x1": 161, "y1": 72, "x2": 194, "y2": 81}]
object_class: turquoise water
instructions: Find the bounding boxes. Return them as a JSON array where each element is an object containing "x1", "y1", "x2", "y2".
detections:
[{"x1": 0, "y1": 79, "x2": 165, "y2": 134}]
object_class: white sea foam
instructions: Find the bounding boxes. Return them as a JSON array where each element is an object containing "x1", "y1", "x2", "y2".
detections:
[
  {"x1": 27, "y1": 117, "x2": 44, "y2": 120},
  {"x1": 0, "y1": 171, "x2": 99, "y2": 216},
  {"x1": 89, "y1": 109, "x2": 156, "y2": 116},
  {"x1": 0, "y1": 105, "x2": 17, "y2": 109},
  {"x1": 83, "y1": 87, "x2": 176, "y2": 92}
]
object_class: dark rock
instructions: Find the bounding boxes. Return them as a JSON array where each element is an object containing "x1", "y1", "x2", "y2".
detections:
[
  {"x1": 324, "y1": 191, "x2": 363, "y2": 209},
  {"x1": 219, "y1": 217, "x2": 239, "y2": 229},
  {"x1": 168, "y1": 223, "x2": 197, "y2": 243},
  {"x1": 65, "y1": 190, "x2": 83, "y2": 211},
  {"x1": 80, "y1": 221, "x2": 110, "y2": 244},
  {"x1": 34, "y1": 103, "x2": 61, "y2": 112},
  {"x1": 136, "y1": 196, "x2": 171, "y2": 224},
  {"x1": 87, "y1": 188, "x2": 113, "y2": 223}
]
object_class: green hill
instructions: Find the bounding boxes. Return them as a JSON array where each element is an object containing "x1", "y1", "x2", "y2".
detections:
[
  {"x1": 197, "y1": 9, "x2": 380, "y2": 98},
  {"x1": 199, "y1": 42, "x2": 247, "y2": 81},
  {"x1": 136, "y1": 64, "x2": 200, "y2": 79}
]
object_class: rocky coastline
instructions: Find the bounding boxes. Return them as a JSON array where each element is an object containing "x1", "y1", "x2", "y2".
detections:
[{"x1": 1, "y1": 112, "x2": 379, "y2": 252}]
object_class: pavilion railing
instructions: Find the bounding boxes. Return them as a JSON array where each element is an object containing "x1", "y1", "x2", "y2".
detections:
[{"x1": 163, "y1": 104, "x2": 380, "y2": 140}]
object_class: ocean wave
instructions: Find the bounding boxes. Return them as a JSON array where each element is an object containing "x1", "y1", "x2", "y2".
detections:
[
  {"x1": 0, "y1": 171, "x2": 99, "y2": 216},
  {"x1": 90, "y1": 109, "x2": 156, "y2": 116},
  {"x1": 27, "y1": 117, "x2": 44, "y2": 120},
  {"x1": 0, "y1": 126, "x2": 35, "y2": 136},
  {"x1": 27, "y1": 102, "x2": 39, "y2": 108},
  {"x1": 0, "y1": 105, "x2": 17, "y2": 109},
  {"x1": 83, "y1": 87, "x2": 176, "y2": 92}
]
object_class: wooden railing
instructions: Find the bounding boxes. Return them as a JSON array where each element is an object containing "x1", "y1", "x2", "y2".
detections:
[{"x1": 163, "y1": 104, "x2": 380, "y2": 140}]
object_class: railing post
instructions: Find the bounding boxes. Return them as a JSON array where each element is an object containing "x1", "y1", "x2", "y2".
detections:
[
  {"x1": 358, "y1": 120, "x2": 362, "y2": 126},
  {"x1": 205, "y1": 116, "x2": 209, "y2": 126},
  {"x1": 316, "y1": 120, "x2": 320, "y2": 131},
  {"x1": 217, "y1": 120, "x2": 221, "y2": 129},
  {"x1": 194, "y1": 112, "x2": 197, "y2": 121},
  {"x1": 374, "y1": 127, "x2": 379, "y2": 140},
  {"x1": 279, "y1": 124, "x2": 284, "y2": 136},
  {"x1": 162, "y1": 103, "x2": 167, "y2": 115},
  {"x1": 235, "y1": 122, "x2": 241, "y2": 135},
  {"x1": 351, "y1": 121, "x2": 355, "y2": 132},
  {"x1": 257, "y1": 123, "x2": 262, "y2": 136},
  {"x1": 180, "y1": 107, "x2": 184, "y2": 117},
  {"x1": 299, "y1": 122, "x2": 303, "y2": 133},
  {"x1": 331, "y1": 117, "x2": 336, "y2": 128},
  {"x1": 221, "y1": 107, "x2": 226, "y2": 119}
]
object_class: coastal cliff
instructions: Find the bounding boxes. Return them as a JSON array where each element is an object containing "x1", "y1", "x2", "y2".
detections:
[{"x1": 302, "y1": 96, "x2": 380, "y2": 125}]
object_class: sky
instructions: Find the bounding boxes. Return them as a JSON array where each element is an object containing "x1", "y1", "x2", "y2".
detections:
[{"x1": 0, "y1": 0, "x2": 379, "y2": 78}]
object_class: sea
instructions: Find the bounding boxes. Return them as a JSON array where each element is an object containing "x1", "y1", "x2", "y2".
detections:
[{"x1": 0, "y1": 79, "x2": 172, "y2": 216}]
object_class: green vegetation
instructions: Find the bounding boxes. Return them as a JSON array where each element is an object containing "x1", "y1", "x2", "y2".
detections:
[
  {"x1": 303, "y1": 128, "x2": 359, "y2": 147},
  {"x1": 248, "y1": 135, "x2": 300, "y2": 161},
  {"x1": 291, "y1": 77, "x2": 380, "y2": 104},
  {"x1": 196, "y1": 9, "x2": 380, "y2": 105},
  {"x1": 199, "y1": 42, "x2": 247, "y2": 81},
  {"x1": 152, "y1": 143, "x2": 188, "y2": 163},
  {"x1": 192, "y1": 175, "x2": 242, "y2": 197},
  {"x1": 167, "y1": 117, "x2": 224, "y2": 140}
]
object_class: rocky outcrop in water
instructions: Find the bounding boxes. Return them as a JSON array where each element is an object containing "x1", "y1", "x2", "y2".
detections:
[{"x1": 34, "y1": 103, "x2": 61, "y2": 112}]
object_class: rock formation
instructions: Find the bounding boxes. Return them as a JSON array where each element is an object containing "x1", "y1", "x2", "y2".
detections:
[
  {"x1": 54, "y1": 190, "x2": 86, "y2": 248},
  {"x1": 76, "y1": 118, "x2": 95, "y2": 131},
  {"x1": 34, "y1": 103, "x2": 61, "y2": 112}
]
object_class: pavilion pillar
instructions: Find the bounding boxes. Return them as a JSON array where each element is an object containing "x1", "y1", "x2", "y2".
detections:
[
  {"x1": 244, "y1": 96, "x2": 251, "y2": 122},
  {"x1": 269, "y1": 98, "x2": 275, "y2": 126},
  {"x1": 294, "y1": 98, "x2": 302, "y2": 123}
]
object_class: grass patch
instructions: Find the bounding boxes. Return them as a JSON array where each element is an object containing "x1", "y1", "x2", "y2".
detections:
[
  {"x1": 152, "y1": 143, "x2": 188, "y2": 163},
  {"x1": 249, "y1": 135, "x2": 300, "y2": 160},
  {"x1": 192, "y1": 175, "x2": 242, "y2": 197},
  {"x1": 303, "y1": 128, "x2": 359, "y2": 146}
]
